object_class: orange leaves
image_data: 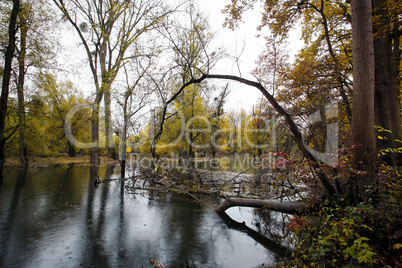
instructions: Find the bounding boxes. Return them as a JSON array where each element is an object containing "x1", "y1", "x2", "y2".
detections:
[
  {"x1": 288, "y1": 214, "x2": 308, "y2": 232},
  {"x1": 222, "y1": 0, "x2": 259, "y2": 30}
]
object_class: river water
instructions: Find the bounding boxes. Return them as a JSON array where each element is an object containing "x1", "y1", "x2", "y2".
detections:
[{"x1": 0, "y1": 164, "x2": 285, "y2": 268}]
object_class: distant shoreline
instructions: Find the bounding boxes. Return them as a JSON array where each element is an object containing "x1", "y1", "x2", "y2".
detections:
[{"x1": 4, "y1": 155, "x2": 116, "y2": 167}]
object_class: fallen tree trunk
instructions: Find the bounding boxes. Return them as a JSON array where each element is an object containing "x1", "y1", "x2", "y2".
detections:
[{"x1": 214, "y1": 198, "x2": 306, "y2": 214}]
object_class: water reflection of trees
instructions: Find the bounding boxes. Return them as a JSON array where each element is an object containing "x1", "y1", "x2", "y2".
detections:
[
  {"x1": 1, "y1": 164, "x2": 288, "y2": 267},
  {"x1": 158, "y1": 194, "x2": 213, "y2": 267},
  {"x1": 251, "y1": 208, "x2": 291, "y2": 247},
  {"x1": 0, "y1": 167, "x2": 28, "y2": 267},
  {"x1": 81, "y1": 164, "x2": 113, "y2": 267},
  {"x1": 84, "y1": 163, "x2": 154, "y2": 267},
  {"x1": 218, "y1": 211, "x2": 287, "y2": 258},
  {"x1": 0, "y1": 165, "x2": 88, "y2": 266}
]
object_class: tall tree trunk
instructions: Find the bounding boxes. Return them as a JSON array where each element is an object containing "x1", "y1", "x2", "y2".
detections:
[
  {"x1": 188, "y1": 94, "x2": 195, "y2": 159},
  {"x1": 0, "y1": 0, "x2": 20, "y2": 184},
  {"x1": 150, "y1": 108, "x2": 156, "y2": 170},
  {"x1": 394, "y1": 31, "x2": 402, "y2": 156},
  {"x1": 188, "y1": 132, "x2": 194, "y2": 158},
  {"x1": 105, "y1": 88, "x2": 113, "y2": 158},
  {"x1": 393, "y1": 27, "x2": 401, "y2": 91},
  {"x1": 67, "y1": 139, "x2": 76, "y2": 157},
  {"x1": 373, "y1": 0, "x2": 401, "y2": 154},
  {"x1": 120, "y1": 115, "x2": 128, "y2": 179},
  {"x1": 90, "y1": 100, "x2": 101, "y2": 165},
  {"x1": 120, "y1": 147, "x2": 126, "y2": 179},
  {"x1": 350, "y1": 0, "x2": 377, "y2": 198},
  {"x1": 392, "y1": 25, "x2": 402, "y2": 146},
  {"x1": 17, "y1": 10, "x2": 28, "y2": 168}
]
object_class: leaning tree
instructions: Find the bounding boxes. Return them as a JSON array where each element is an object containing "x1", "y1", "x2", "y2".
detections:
[{"x1": 155, "y1": 0, "x2": 378, "y2": 212}]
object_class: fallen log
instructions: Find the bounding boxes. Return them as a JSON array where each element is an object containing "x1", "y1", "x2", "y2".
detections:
[{"x1": 214, "y1": 198, "x2": 306, "y2": 214}]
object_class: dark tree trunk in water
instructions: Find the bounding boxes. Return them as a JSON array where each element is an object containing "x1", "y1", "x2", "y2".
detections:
[
  {"x1": 90, "y1": 164, "x2": 99, "y2": 187},
  {"x1": 120, "y1": 160, "x2": 126, "y2": 179},
  {"x1": 120, "y1": 113, "x2": 128, "y2": 178},
  {"x1": 0, "y1": 0, "x2": 20, "y2": 184}
]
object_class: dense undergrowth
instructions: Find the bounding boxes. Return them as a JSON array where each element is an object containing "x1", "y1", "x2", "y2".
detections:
[{"x1": 277, "y1": 162, "x2": 402, "y2": 267}]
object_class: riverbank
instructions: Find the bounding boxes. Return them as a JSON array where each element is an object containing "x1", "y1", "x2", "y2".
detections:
[{"x1": 4, "y1": 155, "x2": 116, "y2": 166}]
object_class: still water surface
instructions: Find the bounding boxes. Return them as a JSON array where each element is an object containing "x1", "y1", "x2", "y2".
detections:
[{"x1": 0, "y1": 165, "x2": 282, "y2": 268}]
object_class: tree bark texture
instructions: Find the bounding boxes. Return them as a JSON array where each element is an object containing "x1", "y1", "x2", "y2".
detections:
[
  {"x1": 120, "y1": 116, "x2": 128, "y2": 178},
  {"x1": 90, "y1": 100, "x2": 101, "y2": 165},
  {"x1": 105, "y1": 88, "x2": 113, "y2": 158},
  {"x1": 350, "y1": 0, "x2": 377, "y2": 182},
  {"x1": 17, "y1": 11, "x2": 28, "y2": 167},
  {"x1": 373, "y1": 0, "x2": 401, "y2": 152},
  {"x1": 0, "y1": 0, "x2": 20, "y2": 183}
]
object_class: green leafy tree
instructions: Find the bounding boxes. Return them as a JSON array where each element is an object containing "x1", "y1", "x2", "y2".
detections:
[
  {"x1": 37, "y1": 74, "x2": 91, "y2": 156},
  {"x1": 4, "y1": 75, "x2": 92, "y2": 157},
  {"x1": 155, "y1": 84, "x2": 208, "y2": 157},
  {"x1": 15, "y1": 0, "x2": 57, "y2": 166}
]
